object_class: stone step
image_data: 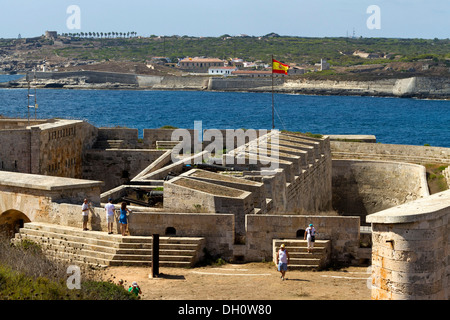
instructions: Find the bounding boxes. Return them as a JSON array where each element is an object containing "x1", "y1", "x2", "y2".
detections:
[
  {"x1": 15, "y1": 234, "x2": 198, "y2": 267},
  {"x1": 289, "y1": 257, "x2": 321, "y2": 265},
  {"x1": 156, "y1": 141, "x2": 180, "y2": 149},
  {"x1": 288, "y1": 252, "x2": 325, "y2": 259},
  {"x1": 17, "y1": 229, "x2": 122, "y2": 249},
  {"x1": 93, "y1": 139, "x2": 125, "y2": 149},
  {"x1": 287, "y1": 265, "x2": 322, "y2": 271},
  {"x1": 15, "y1": 222, "x2": 205, "y2": 268},
  {"x1": 108, "y1": 260, "x2": 191, "y2": 268},
  {"x1": 273, "y1": 239, "x2": 331, "y2": 270},
  {"x1": 21, "y1": 222, "x2": 203, "y2": 245},
  {"x1": 15, "y1": 233, "x2": 118, "y2": 255},
  {"x1": 273, "y1": 239, "x2": 328, "y2": 246},
  {"x1": 18, "y1": 227, "x2": 202, "y2": 252}
]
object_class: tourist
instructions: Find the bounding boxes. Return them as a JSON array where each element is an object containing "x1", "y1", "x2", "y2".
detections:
[
  {"x1": 304, "y1": 223, "x2": 316, "y2": 253},
  {"x1": 118, "y1": 279, "x2": 124, "y2": 289},
  {"x1": 128, "y1": 281, "x2": 142, "y2": 297},
  {"x1": 81, "y1": 199, "x2": 90, "y2": 231},
  {"x1": 105, "y1": 198, "x2": 116, "y2": 234},
  {"x1": 276, "y1": 243, "x2": 290, "y2": 280},
  {"x1": 119, "y1": 202, "x2": 132, "y2": 236}
]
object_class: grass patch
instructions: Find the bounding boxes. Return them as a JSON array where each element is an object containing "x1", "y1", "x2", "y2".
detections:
[
  {"x1": 0, "y1": 238, "x2": 136, "y2": 300},
  {"x1": 424, "y1": 164, "x2": 449, "y2": 194}
]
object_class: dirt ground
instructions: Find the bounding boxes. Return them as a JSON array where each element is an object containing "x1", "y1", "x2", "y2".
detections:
[{"x1": 100, "y1": 262, "x2": 372, "y2": 300}]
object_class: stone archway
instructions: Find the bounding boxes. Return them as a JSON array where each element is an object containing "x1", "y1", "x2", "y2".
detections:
[{"x1": 0, "y1": 209, "x2": 31, "y2": 239}]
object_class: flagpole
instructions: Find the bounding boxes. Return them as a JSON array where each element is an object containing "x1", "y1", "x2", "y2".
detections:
[{"x1": 271, "y1": 55, "x2": 274, "y2": 130}]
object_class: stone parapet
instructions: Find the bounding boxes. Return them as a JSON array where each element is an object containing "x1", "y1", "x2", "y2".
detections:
[
  {"x1": 367, "y1": 190, "x2": 450, "y2": 300},
  {"x1": 331, "y1": 141, "x2": 450, "y2": 165},
  {"x1": 332, "y1": 159, "x2": 429, "y2": 225}
]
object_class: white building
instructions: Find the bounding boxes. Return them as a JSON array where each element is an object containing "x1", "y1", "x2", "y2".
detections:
[
  {"x1": 208, "y1": 66, "x2": 238, "y2": 76},
  {"x1": 315, "y1": 59, "x2": 330, "y2": 71}
]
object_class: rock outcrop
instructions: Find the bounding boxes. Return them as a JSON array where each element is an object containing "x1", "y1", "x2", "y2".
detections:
[{"x1": 1, "y1": 71, "x2": 449, "y2": 99}]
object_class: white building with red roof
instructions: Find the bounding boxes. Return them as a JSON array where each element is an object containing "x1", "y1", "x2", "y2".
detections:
[
  {"x1": 208, "y1": 66, "x2": 238, "y2": 76},
  {"x1": 178, "y1": 57, "x2": 225, "y2": 73}
]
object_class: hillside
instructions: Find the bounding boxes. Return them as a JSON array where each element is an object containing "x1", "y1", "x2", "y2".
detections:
[{"x1": 1, "y1": 35, "x2": 449, "y2": 79}]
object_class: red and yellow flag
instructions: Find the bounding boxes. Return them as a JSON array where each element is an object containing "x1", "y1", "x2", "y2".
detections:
[{"x1": 272, "y1": 59, "x2": 290, "y2": 75}]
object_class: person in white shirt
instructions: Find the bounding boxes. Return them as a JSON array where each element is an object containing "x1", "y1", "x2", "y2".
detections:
[
  {"x1": 104, "y1": 198, "x2": 116, "y2": 234},
  {"x1": 276, "y1": 244, "x2": 290, "y2": 280},
  {"x1": 81, "y1": 199, "x2": 90, "y2": 231},
  {"x1": 304, "y1": 223, "x2": 316, "y2": 253}
]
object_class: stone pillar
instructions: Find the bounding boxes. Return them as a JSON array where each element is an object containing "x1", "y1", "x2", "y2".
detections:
[
  {"x1": 367, "y1": 190, "x2": 450, "y2": 300},
  {"x1": 29, "y1": 126, "x2": 41, "y2": 174}
]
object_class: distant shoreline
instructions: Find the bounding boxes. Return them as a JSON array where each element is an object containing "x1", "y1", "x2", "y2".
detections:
[{"x1": 1, "y1": 71, "x2": 449, "y2": 100}]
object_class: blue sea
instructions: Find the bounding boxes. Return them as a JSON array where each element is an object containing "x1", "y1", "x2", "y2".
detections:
[{"x1": 1, "y1": 74, "x2": 449, "y2": 147}]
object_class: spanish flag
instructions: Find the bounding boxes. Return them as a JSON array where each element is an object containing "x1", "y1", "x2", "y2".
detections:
[{"x1": 272, "y1": 59, "x2": 290, "y2": 75}]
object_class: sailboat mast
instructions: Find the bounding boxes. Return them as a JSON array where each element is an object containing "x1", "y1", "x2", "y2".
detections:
[{"x1": 34, "y1": 69, "x2": 37, "y2": 119}]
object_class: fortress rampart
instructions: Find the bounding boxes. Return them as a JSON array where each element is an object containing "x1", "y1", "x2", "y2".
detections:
[
  {"x1": 367, "y1": 190, "x2": 449, "y2": 299},
  {"x1": 0, "y1": 118, "x2": 97, "y2": 177},
  {"x1": 1, "y1": 119, "x2": 449, "y2": 299},
  {"x1": 332, "y1": 159, "x2": 430, "y2": 225},
  {"x1": 4, "y1": 71, "x2": 449, "y2": 99},
  {"x1": 331, "y1": 140, "x2": 450, "y2": 165}
]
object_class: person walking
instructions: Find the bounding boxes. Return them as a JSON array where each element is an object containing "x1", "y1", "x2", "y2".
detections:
[
  {"x1": 105, "y1": 198, "x2": 116, "y2": 234},
  {"x1": 81, "y1": 199, "x2": 90, "y2": 231},
  {"x1": 276, "y1": 243, "x2": 290, "y2": 280},
  {"x1": 119, "y1": 202, "x2": 132, "y2": 236},
  {"x1": 304, "y1": 223, "x2": 316, "y2": 253}
]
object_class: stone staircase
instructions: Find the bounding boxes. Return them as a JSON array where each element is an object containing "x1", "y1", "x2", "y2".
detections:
[
  {"x1": 273, "y1": 239, "x2": 331, "y2": 270},
  {"x1": 156, "y1": 140, "x2": 180, "y2": 150},
  {"x1": 92, "y1": 139, "x2": 125, "y2": 149},
  {"x1": 13, "y1": 222, "x2": 205, "y2": 268}
]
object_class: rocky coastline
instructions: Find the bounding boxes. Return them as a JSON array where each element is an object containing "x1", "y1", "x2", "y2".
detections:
[{"x1": 1, "y1": 70, "x2": 449, "y2": 100}]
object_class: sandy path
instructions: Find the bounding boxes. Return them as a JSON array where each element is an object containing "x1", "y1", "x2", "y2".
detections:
[{"x1": 100, "y1": 262, "x2": 371, "y2": 300}]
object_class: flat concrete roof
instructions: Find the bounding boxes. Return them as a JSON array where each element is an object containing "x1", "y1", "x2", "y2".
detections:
[
  {"x1": 0, "y1": 171, "x2": 103, "y2": 191},
  {"x1": 327, "y1": 134, "x2": 377, "y2": 143},
  {"x1": 366, "y1": 189, "x2": 450, "y2": 224}
]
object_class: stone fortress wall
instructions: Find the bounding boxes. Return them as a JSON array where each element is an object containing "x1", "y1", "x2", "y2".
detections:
[
  {"x1": 0, "y1": 118, "x2": 97, "y2": 177},
  {"x1": 367, "y1": 190, "x2": 449, "y2": 300},
  {"x1": 331, "y1": 138, "x2": 449, "y2": 299},
  {"x1": 0, "y1": 118, "x2": 449, "y2": 299},
  {"x1": 332, "y1": 159, "x2": 430, "y2": 225},
  {"x1": 6, "y1": 71, "x2": 450, "y2": 99}
]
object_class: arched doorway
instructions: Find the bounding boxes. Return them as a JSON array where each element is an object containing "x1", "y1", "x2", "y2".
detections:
[
  {"x1": 296, "y1": 229, "x2": 305, "y2": 238},
  {"x1": 165, "y1": 227, "x2": 176, "y2": 236},
  {"x1": 0, "y1": 210, "x2": 31, "y2": 239}
]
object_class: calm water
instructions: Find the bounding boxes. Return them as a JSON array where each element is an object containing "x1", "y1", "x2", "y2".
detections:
[{"x1": 0, "y1": 75, "x2": 449, "y2": 147}]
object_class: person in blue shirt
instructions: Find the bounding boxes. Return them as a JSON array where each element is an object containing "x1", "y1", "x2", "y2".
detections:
[{"x1": 119, "y1": 202, "x2": 132, "y2": 236}]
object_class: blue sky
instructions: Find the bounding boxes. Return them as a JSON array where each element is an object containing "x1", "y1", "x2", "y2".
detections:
[{"x1": 0, "y1": 0, "x2": 449, "y2": 39}]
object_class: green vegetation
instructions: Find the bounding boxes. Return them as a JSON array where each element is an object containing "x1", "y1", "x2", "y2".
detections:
[
  {"x1": 2, "y1": 35, "x2": 449, "y2": 80},
  {"x1": 0, "y1": 238, "x2": 136, "y2": 300},
  {"x1": 197, "y1": 248, "x2": 227, "y2": 267},
  {"x1": 42, "y1": 36, "x2": 450, "y2": 66},
  {"x1": 424, "y1": 164, "x2": 449, "y2": 194},
  {"x1": 281, "y1": 130, "x2": 323, "y2": 139}
]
